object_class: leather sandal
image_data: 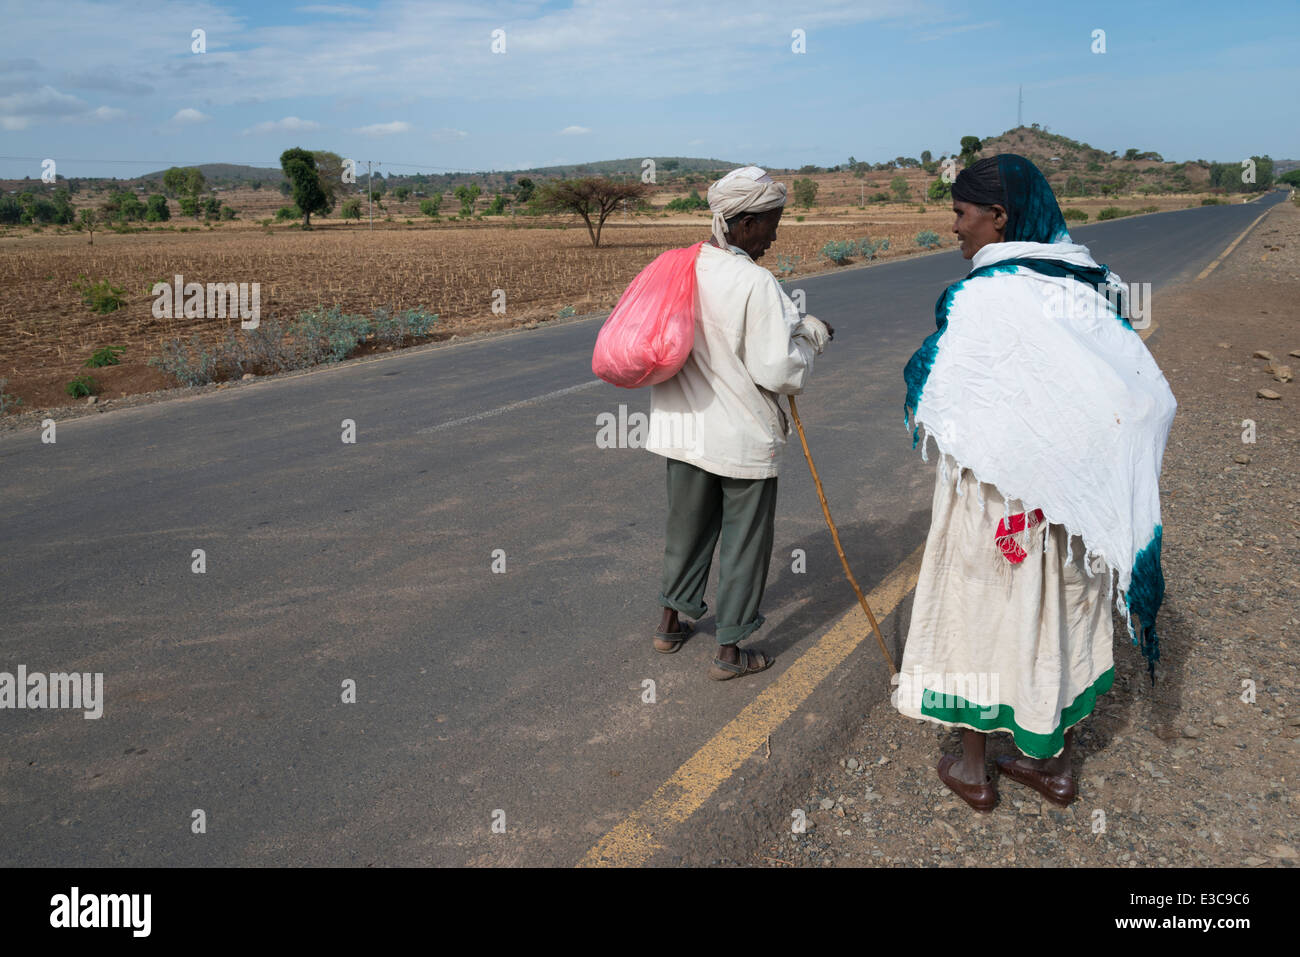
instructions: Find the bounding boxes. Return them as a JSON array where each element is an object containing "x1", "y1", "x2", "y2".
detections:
[
  {"x1": 995, "y1": 755, "x2": 1077, "y2": 807},
  {"x1": 653, "y1": 619, "x2": 693, "y2": 654},
  {"x1": 708, "y1": 647, "x2": 773, "y2": 680},
  {"x1": 937, "y1": 753, "x2": 997, "y2": 812}
]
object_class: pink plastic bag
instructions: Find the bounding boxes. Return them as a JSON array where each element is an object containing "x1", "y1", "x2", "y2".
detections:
[{"x1": 592, "y1": 242, "x2": 704, "y2": 388}]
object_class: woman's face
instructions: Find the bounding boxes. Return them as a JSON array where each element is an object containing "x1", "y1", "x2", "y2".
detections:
[{"x1": 952, "y1": 200, "x2": 1007, "y2": 259}]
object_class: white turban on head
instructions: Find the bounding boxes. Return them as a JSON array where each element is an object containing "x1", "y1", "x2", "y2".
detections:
[{"x1": 706, "y1": 166, "x2": 787, "y2": 251}]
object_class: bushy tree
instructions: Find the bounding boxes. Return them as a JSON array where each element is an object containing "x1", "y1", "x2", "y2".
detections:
[
  {"x1": 515, "y1": 177, "x2": 535, "y2": 204},
  {"x1": 959, "y1": 136, "x2": 982, "y2": 166},
  {"x1": 420, "y1": 195, "x2": 442, "y2": 218},
  {"x1": 890, "y1": 175, "x2": 910, "y2": 200},
  {"x1": 145, "y1": 194, "x2": 170, "y2": 222},
  {"x1": 280, "y1": 147, "x2": 331, "y2": 227},
  {"x1": 0, "y1": 196, "x2": 22, "y2": 224},
  {"x1": 454, "y1": 182, "x2": 481, "y2": 217},
  {"x1": 792, "y1": 177, "x2": 818, "y2": 208},
  {"x1": 341, "y1": 198, "x2": 362, "y2": 219},
  {"x1": 531, "y1": 177, "x2": 648, "y2": 247}
]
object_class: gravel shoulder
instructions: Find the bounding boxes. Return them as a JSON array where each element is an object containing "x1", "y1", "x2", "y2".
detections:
[{"x1": 770, "y1": 196, "x2": 1299, "y2": 868}]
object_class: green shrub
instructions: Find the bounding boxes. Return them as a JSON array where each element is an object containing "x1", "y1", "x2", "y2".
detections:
[
  {"x1": 0, "y1": 377, "x2": 23, "y2": 413},
  {"x1": 775, "y1": 254, "x2": 802, "y2": 276},
  {"x1": 1201, "y1": 197, "x2": 1226, "y2": 206},
  {"x1": 65, "y1": 375, "x2": 98, "y2": 397},
  {"x1": 857, "y1": 237, "x2": 890, "y2": 260},
  {"x1": 1062, "y1": 208, "x2": 1089, "y2": 222},
  {"x1": 915, "y1": 230, "x2": 941, "y2": 249},
  {"x1": 147, "y1": 335, "x2": 219, "y2": 386},
  {"x1": 1097, "y1": 206, "x2": 1136, "y2": 221},
  {"x1": 84, "y1": 345, "x2": 125, "y2": 368},
  {"x1": 76, "y1": 275, "x2": 126, "y2": 314},
  {"x1": 274, "y1": 205, "x2": 301, "y2": 222},
  {"x1": 665, "y1": 190, "x2": 709, "y2": 212},
  {"x1": 820, "y1": 240, "x2": 857, "y2": 265}
]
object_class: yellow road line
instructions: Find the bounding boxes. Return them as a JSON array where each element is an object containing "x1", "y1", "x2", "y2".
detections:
[
  {"x1": 579, "y1": 543, "x2": 924, "y2": 867},
  {"x1": 1196, "y1": 208, "x2": 1271, "y2": 281}
]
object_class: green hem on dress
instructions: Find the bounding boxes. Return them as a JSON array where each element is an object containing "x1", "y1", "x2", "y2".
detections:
[{"x1": 918, "y1": 667, "x2": 1115, "y2": 759}]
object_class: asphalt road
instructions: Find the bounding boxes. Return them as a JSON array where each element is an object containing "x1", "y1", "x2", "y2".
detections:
[{"x1": 0, "y1": 190, "x2": 1285, "y2": 866}]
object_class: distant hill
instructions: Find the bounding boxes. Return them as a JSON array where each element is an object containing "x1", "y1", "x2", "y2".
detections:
[
  {"x1": 975, "y1": 126, "x2": 1210, "y2": 195},
  {"x1": 138, "y1": 163, "x2": 285, "y2": 186}
]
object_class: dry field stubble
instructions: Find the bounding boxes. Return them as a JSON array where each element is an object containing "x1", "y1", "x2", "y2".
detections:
[{"x1": 0, "y1": 190, "x2": 1219, "y2": 411}]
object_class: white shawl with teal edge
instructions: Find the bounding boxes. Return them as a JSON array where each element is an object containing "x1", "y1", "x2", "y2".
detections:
[{"x1": 904, "y1": 236, "x2": 1176, "y2": 680}]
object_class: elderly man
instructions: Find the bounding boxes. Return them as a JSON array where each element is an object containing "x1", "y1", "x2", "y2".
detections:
[{"x1": 646, "y1": 166, "x2": 832, "y2": 679}]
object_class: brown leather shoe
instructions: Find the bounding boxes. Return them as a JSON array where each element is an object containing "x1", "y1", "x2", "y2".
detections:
[
  {"x1": 995, "y1": 755, "x2": 1077, "y2": 807},
  {"x1": 937, "y1": 754, "x2": 996, "y2": 812}
]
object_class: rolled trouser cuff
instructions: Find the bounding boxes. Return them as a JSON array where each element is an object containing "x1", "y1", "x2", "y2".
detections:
[
  {"x1": 659, "y1": 593, "x2": 708, "y2": 620},
  {"x1": 717, "y1": 613, "x2": 765, "y2": 645}
]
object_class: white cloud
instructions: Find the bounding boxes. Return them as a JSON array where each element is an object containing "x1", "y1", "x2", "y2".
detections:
[
  {"x1": 0, "y1": 84, "x2": 124, "y2": 129},
  {"x1": 353, "y1": 120, "x2": 411, "y2": 135},
  {"x1": 559, "y1": 125, "x2": 590, "y2": 136},
  {"x1": 242, "y1": 116, "x2": 321, "y2": 135},
  {"x1": 430, "y1": 127, "x2": 468, "y2": 141},
  {"x1": 171, "y1": 107, "x2": 209, "y2": 124}
]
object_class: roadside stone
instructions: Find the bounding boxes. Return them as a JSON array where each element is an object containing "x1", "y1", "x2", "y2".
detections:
[
  {"x1": 1253, "y1": 350, "x2": 1274, "y2": 360},
  {"x1": 820, "y1": 798, "x2": 835, "y2": 811},
  {"x1": 1257, "y1": 388, "x2": 1281, "y2": 399},
  {"x1": 242, "y1": 373, "x2": 255, "y2": 380},
  {"x1": 1213, "y1": 714, "x2": 1230, "y2": 728},
  {"x1": 1233, "y1": 452, "x2": 1250, "y2": 464},
  {"x1": 1273, "y1": 364, "x2": 1294, "y2": 382},
  {"x1": 1183, "y1": 725, "x2": 1201, "y2": 739},
  {"x1": 846, "y1": 757, "x2": 859, "y2": 771}
]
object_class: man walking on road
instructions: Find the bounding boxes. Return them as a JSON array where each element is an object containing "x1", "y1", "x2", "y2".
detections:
[{"x1": 646, "y1": 166, "x2": 832, "y2": 679}]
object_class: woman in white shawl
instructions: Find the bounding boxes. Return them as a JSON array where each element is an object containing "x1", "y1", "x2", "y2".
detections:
[{"x1": 895, "y1": 154, "x2": 1176, "y2": 810}]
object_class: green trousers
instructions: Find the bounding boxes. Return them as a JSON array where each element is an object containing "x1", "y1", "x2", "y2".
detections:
[{"x1": 658, "y1": 458, "x2": 779, "y2": 644}]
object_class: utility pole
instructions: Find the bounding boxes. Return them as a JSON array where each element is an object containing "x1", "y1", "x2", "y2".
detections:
[
  {"x1": 1018, "y1": 85, "x2": 1023, "y2": 128},
  {"x1": 367, "y1": 160, "x2": 372, "y2": 230},
  {"x1": 860, "y1": 182, "x2": 864, "y2": 207}
]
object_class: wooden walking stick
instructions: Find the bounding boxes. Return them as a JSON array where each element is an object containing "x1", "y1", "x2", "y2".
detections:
[{"x1": 786, "y1": 394, "x2": 897, "y2": 676}]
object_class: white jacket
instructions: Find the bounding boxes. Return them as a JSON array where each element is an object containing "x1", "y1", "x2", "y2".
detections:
[{"x1": 645, "y1": 242, "x2": 828, "y2": 479}]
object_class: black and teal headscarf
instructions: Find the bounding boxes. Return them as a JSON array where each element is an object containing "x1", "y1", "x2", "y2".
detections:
[{"x1": 952, "y1": 153, "x2": 1071, "y2": 245}]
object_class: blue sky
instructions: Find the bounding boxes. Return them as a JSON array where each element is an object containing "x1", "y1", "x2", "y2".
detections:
[{"x1": 1, "y1": 0, "x2": 1296, "y2": 180}]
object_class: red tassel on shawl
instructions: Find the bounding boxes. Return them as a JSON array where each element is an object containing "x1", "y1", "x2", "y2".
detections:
[{"x1": 995, "y1": 509, "x2": 1045, "y2": 564}]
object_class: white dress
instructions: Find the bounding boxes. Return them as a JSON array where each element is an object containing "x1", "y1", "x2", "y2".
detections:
[{"x1": 894, "y1": 455, "x2": 1115, "y2": 759}]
